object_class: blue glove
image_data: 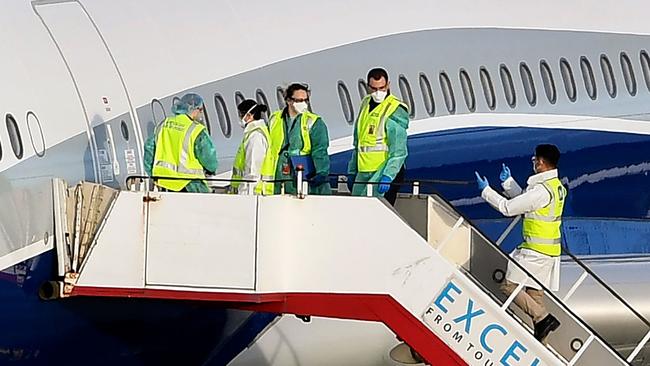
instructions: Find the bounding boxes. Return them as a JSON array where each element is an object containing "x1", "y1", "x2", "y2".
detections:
[
  {"x1": 499, "y1": 163, "x2": 511, "y2": 183},
  {"x1": 378, "y1": 175, "x2": 392, "y2": 194},
  {"x1": 310, "y1": 174, "x2": 328, "y2": 186},
  {"x1": 475, "y1": 171, "x2": 489, "y2": 191},
  {"x1": 347, "y1": 174, "x2": 355, "y2": 191}
]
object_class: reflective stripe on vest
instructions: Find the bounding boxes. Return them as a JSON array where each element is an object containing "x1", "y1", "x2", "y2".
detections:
[
  {"x1": 231, "y1": 123, "x2": 275, "y2": 195},
  {"x1": 355, "y1": 95, "x2": 406, "y2": 172},
  {"x1": 152, "y1": 114, "x2": 206, "y2": 191},
  {"x1": 520, "y1": 177, "x2": 566, "y2": 256},
  {"x1": 269, "y1": 110, "x2": 320, "y2": 158}
]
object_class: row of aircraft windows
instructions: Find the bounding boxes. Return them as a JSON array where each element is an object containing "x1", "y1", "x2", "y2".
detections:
[
  {"x1": 334, "y1": 50, "x2": 650, "y2": 120},
  {"x1": 0, "y1": 112, "x2": 46, "y2": 162},
  {"x1": 174, "y1": 50, "x2": 650, "y2": 140}
]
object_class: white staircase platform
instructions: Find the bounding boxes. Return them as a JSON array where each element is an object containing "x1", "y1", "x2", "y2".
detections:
[{"x1": 51, "y1": 181, "x2": 635, "y2": 366}]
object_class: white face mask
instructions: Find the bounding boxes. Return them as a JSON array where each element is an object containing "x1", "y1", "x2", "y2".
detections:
[
  {"x1": 371, "y1": 90, "x2": 387, "y2": 103},
  {"x1": 293, "y1": 101, "x2": 309, "y2": 114},
  {"x1": 238, "y1": 105, "x2": 257, "y2": 128}
]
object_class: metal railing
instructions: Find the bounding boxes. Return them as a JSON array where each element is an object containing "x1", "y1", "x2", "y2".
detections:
[
  {"x1": 425, "y1": 193, "x2": 642, "y2": 365},
  {"x1": 122, "y1": 173, "x2": 647, "y2": 363}
]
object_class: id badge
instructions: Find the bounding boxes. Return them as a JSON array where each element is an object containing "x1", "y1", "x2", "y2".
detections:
[{"x1": 282, "y1": 163, "x2": 290, "y2": 175}]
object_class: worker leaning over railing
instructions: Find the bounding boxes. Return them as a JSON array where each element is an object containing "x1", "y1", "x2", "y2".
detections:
[{"x1": 143, "y1": 93, "x2": 218, "y2": 192}]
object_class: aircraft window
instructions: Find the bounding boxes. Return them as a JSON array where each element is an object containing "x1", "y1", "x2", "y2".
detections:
[
  {"x1": 600, "y1": 54, "x2": 617, "y2": 98},
  {"x1": 439, "y1": 72, "x2": 456, "y2": 114},
  {"x1": 499, "y1": 64, "x2": 516, "y2": 108},
  {"x1": 519, "y1": 62, "x2": 537, "y2": 106},
  {"x1": 234, "y1": 91, "x2": 245, "y2": 106},
  {"x1": 275, "y1": 86, "x2": 286, "y2": 110},
  {"x1": 171, "y1": 96, "x2": 180, "y2": 111},
  {"x1": 418, "y1": 73, "x2": 435, "y2": 116},
  {"x1": 150, "y1": 99, "x2": 166, "y2": 125},
  {"x1": 213, "y1": 93, "x2": 232, "y2": 138},
  {"x1": 459, "y1": 69, "x2": 476, "y2": 112},
  {"x1": 641, "y1": 50, "x2": 650, "y2": 92},
  {"x1": 337, "y1": 81, "x2": 355, "y2": 125},
  {"x1": 26, "y1": 111, "x2": 45, "y2": 157},
  {"x1": 580, "y1": 57, "x2": 597, "y2": 100},
  {"x1": 6, "y1": 114, "x2": 23, "y2": 159},
  {"x1": 358, "y1": 79, "x2": 368, "y2": 100},
  {"x1": 540, "y1": 60, "x2": 557, "y2": 104},
  {"x1": 201, "y1": 100, "x2": 212, "y2": 134},
  {"x1": 120, "y1": 120, "x2": 129, "y2": 141},
  {"x1": 479, "y1": 67, "x2": 496, "y2": 110},
  {"x1": 559, "y1": 58, "x2": 577, "y2": 102},
  {"x1": 620, "y1": 52, "x2": 637, "y2": 96},
  {"x1": 398, "y1": 75, "x2": 415, "y2": 118},
  {"x1": 255, "y1": 89, "x2": 271, "y2": 120}
]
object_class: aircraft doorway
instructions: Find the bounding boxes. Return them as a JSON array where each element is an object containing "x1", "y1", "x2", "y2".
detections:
[{"x1": 33, "y1": 0, "x2": 144, "y2": 188}]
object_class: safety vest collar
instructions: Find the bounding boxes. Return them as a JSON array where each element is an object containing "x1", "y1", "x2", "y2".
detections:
[
  {"x1": 269, "y1": 109, "x2": 320, "y2": 156},
  {"x1": 526, "y1": 168, "x2": 558, "y2": 186}
]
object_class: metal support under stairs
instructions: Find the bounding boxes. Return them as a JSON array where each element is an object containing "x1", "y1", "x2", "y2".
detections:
[{"x1": 49, "y1": 178, "x2": 644, "y2": 365}]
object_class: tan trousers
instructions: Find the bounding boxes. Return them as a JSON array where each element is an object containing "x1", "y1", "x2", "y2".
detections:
[{"x1": 501, "y1": 280, "x2": 548, "y2": 323}]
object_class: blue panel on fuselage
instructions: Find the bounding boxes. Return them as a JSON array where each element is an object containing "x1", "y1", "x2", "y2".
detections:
[{"x1": 331, "y1": 126, "x2": 650, "y2": 219}]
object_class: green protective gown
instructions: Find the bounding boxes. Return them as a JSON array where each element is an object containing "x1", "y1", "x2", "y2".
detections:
[
  {"x1": 144, "y1": 127, "x2": 218, "y2": 193},
  {"x1": 273, "y1": 111, "x2": 331, "y2": 195},
  {"x1": 347, "y1": 105, "x2": 409, "y2": 197}
]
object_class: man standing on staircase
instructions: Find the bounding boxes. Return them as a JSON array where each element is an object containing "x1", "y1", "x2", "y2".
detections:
[
  {"x1": 347, "y1": 67, "x2": 409, "y2": 205},
  {"x1": 475, "y1": 144, "x2": 565, "y2": 342}
]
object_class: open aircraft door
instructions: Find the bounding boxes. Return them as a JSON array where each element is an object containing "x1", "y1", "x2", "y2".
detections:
[{"x1": 33, "y1": 0, "x2": 144, "y2": 188}]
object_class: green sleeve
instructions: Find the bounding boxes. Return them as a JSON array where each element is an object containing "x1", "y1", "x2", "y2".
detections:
[
  {"x1": 144, "y1": 135, "x2": 156, "y2": 176},
  {"x1": 381, "y1": 107, "x2": 409, "y2": 180},
  {"x1": 347, "y1": 123, "x2": 359, "y2": 175},
  {"x1": 309, "y1": 118, "x2": 330, "y2": 177},
  {"x1": 194, "y1": 130, "x2": 218, "y2": 174}
]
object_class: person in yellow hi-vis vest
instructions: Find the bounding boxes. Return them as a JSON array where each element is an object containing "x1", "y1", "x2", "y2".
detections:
[
  {"x1": 144, "y1": 93, "x2": 217, "y2": 192},
  {"x1": 475, "y1": 144, "x2": 565, "y2": 342},
  {"x1": 230, "y1": 99, "x2": 274, "y2": 195},
  {"x1": 347, "y1": 68, "x2": 409, "y2": 205},
  {"x1": 268, "y1": 83, "x2": 331, "y2": 195}
]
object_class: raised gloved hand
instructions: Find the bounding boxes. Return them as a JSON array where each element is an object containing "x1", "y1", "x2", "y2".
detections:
[
  {"x1": 310, "y1": 174, "x2": 328, "y2": 187},
  {"x1": 475, "y1": 171, "x2": 489, "y2": 191},
  {"x1": 378, "y1": 175, "x2": 392, "y2": 194},
  {"x1": 347, "y1": 174, "x2": 355, "y2": 191},
  {"x1": 499, "y1": 163, "x2": 511, "y2": 182}
]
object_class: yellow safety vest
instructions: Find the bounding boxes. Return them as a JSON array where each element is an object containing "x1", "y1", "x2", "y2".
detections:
[
  {"x1": 520, "y1": 177, "x2": 566, "y2": 256},
  {"x1": 268, "y1": 110, "x2": 321, "y2": 158},
  {"x1": 231, "y1": 123, "x2": 275, "y2": 195},
  {"x1": 152, "y1": 114, "x2": 206, "y2": 191},
  {"x1": 355, "y1": 95, "x2": 406, "y2": 172}
]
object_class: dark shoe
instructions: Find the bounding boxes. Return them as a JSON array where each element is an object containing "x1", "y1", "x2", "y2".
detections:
[{"x1": 534, "y1": 314, "x2": 560, "y2": 341}]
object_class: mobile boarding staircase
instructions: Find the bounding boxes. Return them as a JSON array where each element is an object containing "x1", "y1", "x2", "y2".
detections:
[{"x1": 48, "y1": 178, "x2": 650, "y2": 366}]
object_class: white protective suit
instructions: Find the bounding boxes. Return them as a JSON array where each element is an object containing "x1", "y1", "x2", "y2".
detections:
[
  {"x1": 481, "y1": 169, "x2": 562, "y2": 291},
  {"x1": 238, "y1": 120, "x2": 269, "y2": 195}
]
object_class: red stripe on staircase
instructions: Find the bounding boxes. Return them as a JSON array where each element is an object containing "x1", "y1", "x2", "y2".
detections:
[{"x1": 71, "y1": 287, "x2": 467, "y2": 365}]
